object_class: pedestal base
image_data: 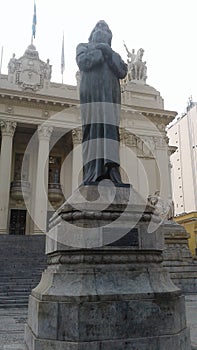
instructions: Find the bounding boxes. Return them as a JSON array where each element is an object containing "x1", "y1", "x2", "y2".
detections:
[
  {"x1": 24, "y1": 249, "x2": 191, "y2": 350},
  {"x1": 24, "y1": 185, "x2": 191, "y2": 349},
  {"x1": 25, "y1": 324, "x2": 190, "y2": 350}
]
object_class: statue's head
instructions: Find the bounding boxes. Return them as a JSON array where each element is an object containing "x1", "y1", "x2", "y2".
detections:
[
  {"x1": 138, "y1": 48, "x2": 144, "y2": 59},
  {"x1": 89, "y1": 20, "x2": 112, "y2": 45}
]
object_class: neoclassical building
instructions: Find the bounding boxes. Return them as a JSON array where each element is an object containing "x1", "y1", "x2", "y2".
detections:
[{"x1": 0, "y1": 44, "x2": 176, "y2": 235}]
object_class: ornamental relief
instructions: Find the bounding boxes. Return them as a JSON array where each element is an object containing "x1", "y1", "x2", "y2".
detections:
[
  {"x1": 5, "y1": 105, "x2": 14, "y2": 114},
  {"x1": 72, "y1": 128, "x2": 82, "y2": 145},
  {"x1": 120, "y1": 128, "x2": 167, "y2": 158},
  {"x1": 8, "y1": 45, "x2": 52, "y2": 92}
]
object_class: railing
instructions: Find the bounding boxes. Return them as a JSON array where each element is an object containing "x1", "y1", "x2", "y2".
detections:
[
  {"x1": 10, "y1": 181, "x2": 31, "y2": 201},
  {"x1": 48, "y1": 183, "x2": 64, "y2": 203}
]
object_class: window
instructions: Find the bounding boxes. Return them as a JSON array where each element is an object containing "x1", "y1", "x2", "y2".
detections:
[
  {"x1": 14, "y1": 153, "x2": 29, "y2": 181},
  {"x1": 48, "y1": 156, "x2": 61, "y2": 184}
]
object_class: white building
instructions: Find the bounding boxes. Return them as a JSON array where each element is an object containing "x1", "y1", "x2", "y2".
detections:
[
  {"x1": 0, "y1": 43, "x2": 176, "y2": 235},
  {"x1": 167, "y1": 101, "x2": 197, "y2": 215}
]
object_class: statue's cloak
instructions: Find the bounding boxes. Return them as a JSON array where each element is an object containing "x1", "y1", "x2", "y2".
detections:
[{"x1": 76, "y1": 42, "x2": 127, "y2": 183}]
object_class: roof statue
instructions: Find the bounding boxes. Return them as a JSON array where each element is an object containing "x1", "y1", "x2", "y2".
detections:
[
  {"x1": 123, "y1": 42, "x2": 147, "y2": 83},
  {"x1": 7, "y1": 44, "x2": 52, "y2": 91}
]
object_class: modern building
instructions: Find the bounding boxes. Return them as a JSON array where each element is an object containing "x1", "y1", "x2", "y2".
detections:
[
  {"x1": 167, "y1": 100, "x2": 197, "y2": 255},
  {"x1": 0, "y1": 43, "x2": 176, "y2": 236}
]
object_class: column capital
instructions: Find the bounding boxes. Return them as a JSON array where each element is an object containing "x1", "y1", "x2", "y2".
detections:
[
  {"x1": 0, "y1": 120, "x2": 17, "y2": 137},
  {"x1": 72, "y1": 127, "x2": 82, "y2": 145},
  {"x1": 38, "y1": 125, "x2": 53, "y2": 141},
  {"x1": 153, "y1": 136, "x2": 168, "y2": 150}
]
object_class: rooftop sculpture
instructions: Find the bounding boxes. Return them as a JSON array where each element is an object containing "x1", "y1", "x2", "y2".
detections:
[
  {"x1": 124, "y1": 42, "x2": 147, "y2": 83},
  {"x1": 7, "y1": 44, "x2": 52, "y2": 90}
]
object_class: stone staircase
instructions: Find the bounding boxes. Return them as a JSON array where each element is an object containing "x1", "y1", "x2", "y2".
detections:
[
  {"x1": 0, "y1": 235, "x2": 47, "y2": 308},
  {"x1": 163, "y1": 221, "x2": 197, "y2": 293}
]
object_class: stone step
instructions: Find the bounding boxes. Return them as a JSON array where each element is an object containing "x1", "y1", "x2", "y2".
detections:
[
  {"x1": 165, "y1": 266, "x2": 197, "y2": 273},
  {"x1": 0, "y1": 298, "x2": 29, "y2": 303},
  {"x1": 164, "y1": 261, "x2": 197, "y2": 267},
  {"x1": 0, "y1": 300, "x2": 29, "y2": 306},
  {"x1": 0, "y1": 234, "x2": 46, "y2": 308},
  {"x1": 0, "y1": 269, "x2": 45, "y2": 275},
  {"x1": 0, "y1": 273, "x2": 44, "y2": 278},
  {"x1": 0, "y1": 296, "x2": 30, "y2": 301},
  {"x1": 0, "y1": 280, "x2": 41, "y2": 286},
  {"x1": 0, "y1": 302, "x2": 28, "y2": 308},
  {"x1": 0, "y1": 283, "x2": 39, "y2": 289},
  {"x1": 0, "y1": 276, "x2": 41, "y2": 280}
]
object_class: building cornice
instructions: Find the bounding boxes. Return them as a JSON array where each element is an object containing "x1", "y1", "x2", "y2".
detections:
[
  {"x1": 0, "y1": 88, "x2": 78, "y2": 108},
  {"x1": 122, "y1": 104, "x2": 177, "y2": 119},
  {"x1": 175, "y1": 212, "x2": 197, "y2": 224}
]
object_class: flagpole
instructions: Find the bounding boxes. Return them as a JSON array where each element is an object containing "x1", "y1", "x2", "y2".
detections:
[
  {"x1": 31, "y1": 0, "x2": 34, "y2": 44},
  {"x1": 31, "y1": 0, "x2": 37, "y2": 44},
  {"x1": 0, "y1": 46, "x2": 3, "y2": 75},
  {"x1": 61, "y1": 32, "x2": 65, "y2": 84}
]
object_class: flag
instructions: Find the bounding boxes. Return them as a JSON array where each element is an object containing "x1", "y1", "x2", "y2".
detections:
[
  {"x1": 32, "y1": 1, "x2": 37, "y2": 39},
  {"x1": 61, "y1": 33, "x2": 65, "y2": 76}
]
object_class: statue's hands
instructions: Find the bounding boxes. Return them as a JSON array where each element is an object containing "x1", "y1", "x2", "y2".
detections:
[{"x1": 95, "y1": 43, "x2": 112, "y2": 58}]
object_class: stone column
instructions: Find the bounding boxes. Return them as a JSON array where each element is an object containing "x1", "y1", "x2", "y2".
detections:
[
  {"x1": 120, "y1": 128, "x2": 138, "y2": 185},
  {"x1": 0, "y1": 120, "x2": 16, "y2": 234},
  {"x1": 72, "y1": 127, "x2": 82, "y2": 191},
  {"x1": 154, "y1": 135, "x2": 172, "y2": 201},
  {"x1": 33, "y1": 125, "x2": 53, "y2": 234}
]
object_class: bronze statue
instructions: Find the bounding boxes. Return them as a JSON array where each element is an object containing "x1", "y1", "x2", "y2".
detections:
[{"x1": 76, "y1": 20, "x2": 127, "y2": 184}]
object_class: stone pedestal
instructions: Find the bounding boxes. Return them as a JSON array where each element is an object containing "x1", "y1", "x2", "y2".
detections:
[{"x1": 25, "y1": 185, "x2": 191, "y2": 349}]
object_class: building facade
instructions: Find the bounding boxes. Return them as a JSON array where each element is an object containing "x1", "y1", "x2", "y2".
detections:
[
  {"x1": 167, "y1": 101, "x2": 197, "y2": 255},
  {"x1": 167, "y1": 102, "x2": 197, "y2": 214},
  {"x1": 0, "y1": 44, "x2": 176, "y2": 235}
]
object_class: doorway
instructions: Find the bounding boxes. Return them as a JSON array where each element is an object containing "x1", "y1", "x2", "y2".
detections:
[{"x1": 9, "y1": 209, "x2": 27, "y2": 235}]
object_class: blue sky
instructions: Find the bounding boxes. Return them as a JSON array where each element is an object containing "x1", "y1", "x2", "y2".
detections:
[{"x1": 0, "y1": 0, "x2": 196, "y2": 116}]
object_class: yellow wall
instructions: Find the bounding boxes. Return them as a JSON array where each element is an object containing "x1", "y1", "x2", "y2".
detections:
[{"x1": 175, "y1": 212, "x2": 197, "y2": 256}]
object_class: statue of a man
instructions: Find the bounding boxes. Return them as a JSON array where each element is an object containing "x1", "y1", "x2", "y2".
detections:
[
  {"x1": 123, "y1": 42, "x2": 136, "y2": 64},
  {"x1": 76, "y1": 20, "x2": 127, "y2": 185},
  {"x1": 8, "y1": 53, "x2": 16, "y2": 74},
  {"x1": 44, "y1": 59, "x2": 52, "y2": 80}
]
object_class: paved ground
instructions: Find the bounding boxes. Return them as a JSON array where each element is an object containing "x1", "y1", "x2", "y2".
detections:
[
  {"x1": 0, "y1": 295, "x2": 197, "y2": 349},
  {"x1": 185, "y1": 294, "x2": 197, "y2": 349},
  {"x1": 0, "y1": 308, "x2": 27, "y2": 350}
]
